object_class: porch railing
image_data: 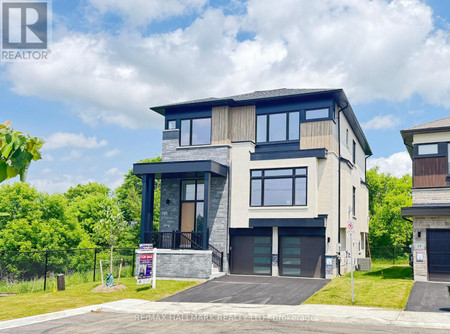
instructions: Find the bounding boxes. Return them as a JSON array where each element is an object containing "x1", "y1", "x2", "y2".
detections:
[
  {"x1": 144, "y1": 232, "x2": 203, "y2": 250},
  {"x1": 209, "y1": 244, "x2": 224, "y2": 272}
]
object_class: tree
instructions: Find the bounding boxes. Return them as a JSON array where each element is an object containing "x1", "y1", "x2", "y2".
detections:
[
  {"x1": 367, "y1": 167, "x2": 412, "y2": 254},
  {"x1": 0, "y1": 183, "x2": 93, "y2": 278},
  {"x1": 115, "y1": 156, "x2": 162, "y2": 234},
  {"x1": 64, "y1": 183, "x2": 115, "y2": 240},
  {"x1": 95, "y1": 206, "x2": 127, "y2": 275},
  {"x1": 0, "y1": 121, "x2": 44, "y2": 183}
]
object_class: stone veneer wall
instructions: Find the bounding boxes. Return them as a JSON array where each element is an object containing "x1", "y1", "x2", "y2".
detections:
[
  {"x1": 412, "y1": 216, "x2": 450, "y2": 281},
  {"x1": 412, "y1": 188, "x2": 450, "y2": 205},
  {"x1": 158, "y1": 129, "x2": 230, "y2": 272},
  {"x1": 156, "y1": 249, "x2": 212, "y2": 279}
]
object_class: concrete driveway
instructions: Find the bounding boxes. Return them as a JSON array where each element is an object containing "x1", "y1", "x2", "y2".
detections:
[
  {"x1": 405, "y1": 282, "x2": 450, "y2": 312},
  {"x1": 160, "y1": 275, "x2": 329, "y2": 305}
]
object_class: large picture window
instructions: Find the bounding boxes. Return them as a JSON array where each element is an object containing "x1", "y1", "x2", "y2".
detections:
[
  {"x1": 256, "y1": 111, "x2": 300, "y2": 143},
  {"x1": 180, "y1": 118, "x2": 211, "y2": 146},
  {"x1": 250, "y1": 168, "x2": 307, "y2": 207}
]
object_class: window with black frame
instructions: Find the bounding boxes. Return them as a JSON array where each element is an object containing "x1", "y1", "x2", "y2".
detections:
[
  {"x1": 250, "y1": 168, "x2": 307, "y2": 207},
  {"x1": 180, "y1": 118, "x2": 211, "y2": 146},
  {"x1": 180, "y1": 180, "x2": 204, "y2": 233},
  {"x1": 256, "y1": 111, "x2": 300, "y2": 143}
]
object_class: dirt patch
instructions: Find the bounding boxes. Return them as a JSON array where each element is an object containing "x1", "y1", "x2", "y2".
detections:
[{"x1": 92, "y1": 284, "x2": 127, "y2": 293}]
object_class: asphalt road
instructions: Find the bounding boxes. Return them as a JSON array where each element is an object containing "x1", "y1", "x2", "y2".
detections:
[
  {"x1": 405, "y1": 282, "x2": 450, "y2": 312},
  {"x1": 160, "y1": 274, "x2": 329, "y2": 305},
  {"x1": 1, "y1": 312, "x2": 448, "y2": 334}
]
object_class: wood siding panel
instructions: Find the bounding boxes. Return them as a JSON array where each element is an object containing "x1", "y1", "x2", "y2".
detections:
[
  {"x1": 414, "y1": 157, "x2": 447, "y2": 188},
  {"x1": 300, "y1": 120, "x2": 338, "y2": 152},
  {"x1": 212, "y1": 106, "x2": 229, "y2": 144},
  {"x1": 229, "y1": 106, "x2": 255, "y2": 142}
]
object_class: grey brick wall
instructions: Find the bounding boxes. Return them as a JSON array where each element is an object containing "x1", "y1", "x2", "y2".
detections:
[
  {"x1": 162, "y1": 129, "x2": 230, "y2": 165},
  {"x1": 158, "y1": 129, "x2": 230, "y2": 272},
  {"x1": 156, "y1": 250, "x2": 212, "y2": 279},
  {"x1": 159, "y1": 178, "x2": 180, "y2": 232}
]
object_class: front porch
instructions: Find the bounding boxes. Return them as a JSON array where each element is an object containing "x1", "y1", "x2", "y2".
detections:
[{"x1": 133, "y1": 159, "x2": 228, "y2": 254}]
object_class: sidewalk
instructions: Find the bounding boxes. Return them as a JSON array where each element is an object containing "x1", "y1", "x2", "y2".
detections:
[{"x1": 1, "y1": 299, "x2": 450, "y2": 331}]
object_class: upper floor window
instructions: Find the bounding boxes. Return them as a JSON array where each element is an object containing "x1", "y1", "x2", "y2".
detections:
[
  {"x1": 167, "y1": 120, "x2": 176, "y2": 130},
  {"x1": 345, "y1": 129, "x2": 349, "y2": 147},
  {"x1": 180, "y1": 118, "x2": 211, "y2": 146},
  {"x1": 352, "y1": 140, "x2": 356, "y2": 164},
  {"x1": 305, "y1": 108, "x2": 329, "y2": 120},
  {"x1": 352, "y1": 186, "x2": 356, "y2": 216},
  {"x1": 256, "y1": 111, "x2": 300, "y2": 143},
  {"x1": 250, "y1": 167, "x2": 307, "y2": 207},
  {"x1": 417, "y1": 143, "x2": 438, "y2": 155}
]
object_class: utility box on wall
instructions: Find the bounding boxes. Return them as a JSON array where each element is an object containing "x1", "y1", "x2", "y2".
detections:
[{"x1": 357, "y1": 258, "x2": 371, "y2": 271}]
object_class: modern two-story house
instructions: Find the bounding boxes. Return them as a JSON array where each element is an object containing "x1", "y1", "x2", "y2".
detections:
[
  {"x1": 133, "y1": 88, "x2": 372, "y2": 279},
  {"x1": 401, "y1": 117, "x2": 450, "y2": 282}
]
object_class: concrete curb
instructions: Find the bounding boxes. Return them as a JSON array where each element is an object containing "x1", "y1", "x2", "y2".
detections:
[
  {"x1": 0, "y1": 299, "x2": 148, "y2": 331},
  {"x1": 98, "y1": 301, "x2": 450, "y2": 330},
  {"x1": 1, "y1": 300, "x2": 450, "y2": 330}
]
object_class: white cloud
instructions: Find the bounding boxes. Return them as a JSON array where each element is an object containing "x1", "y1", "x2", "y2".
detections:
[
  {"x1": 88, "y1": 0, "x2": 207, "y2": 26},
  {"x1": 5, "y1": 0, "x2": 450, "y2": 129},
  {"x1": 362, "y1": 114, "x2": 401, "y2": 130},
  {"x1": 105, "y1": 167, "x2": 121, "y2": 176},
  {"x1": 29, "y1": 175, "x2": 95, "y2": 194},
  {"x1": 367, "y1": 151, "x2": 412, "y2": 177},
  {"x1": 61, "y1": 149, "x2": 83, "y2": 161},
  {"x1": 104, "y1": 149, "x2": 120, "y2": 158},
  {"x1": 104, "y1": 167, "x2": 125, "y2": 189},
  {"x1": 45, "y1": 132, "x2": 107, "y2": 150}
]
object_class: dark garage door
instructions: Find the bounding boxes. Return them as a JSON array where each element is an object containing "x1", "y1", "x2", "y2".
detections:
[
  {"x1": 427, "y1": 229, "x2": 450, "y2": 282},
  {"x1": 230, "y1": 235, "x2": 272, "y2": 275},
  {"x1": 279, "y1": 235, "x2": 325, "y2": 278}
]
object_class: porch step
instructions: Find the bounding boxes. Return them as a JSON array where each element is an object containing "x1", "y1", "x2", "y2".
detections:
[{"x1": 209, "y1": 263, "x2": 225, "y2": 280}]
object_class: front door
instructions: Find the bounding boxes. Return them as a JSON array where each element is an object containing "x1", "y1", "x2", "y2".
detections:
[{"x1": 180, "y1": 180, "x2": 204, "y2": 247}]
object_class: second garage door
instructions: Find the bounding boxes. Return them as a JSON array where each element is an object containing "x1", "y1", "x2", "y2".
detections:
[
  {"x1": 427, "y1": 229, "x2": 450, "y2": 282},
  {"x1": 279, "y1": 235, "x2": 325, "y2": 278}
]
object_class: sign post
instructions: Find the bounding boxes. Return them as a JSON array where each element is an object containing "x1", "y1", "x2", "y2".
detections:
[
  {"x1": 347, "y1": 221, "x2": 355, "y2": 303},
  {"x1": 135, "y1": 244, "x2": 156, "y2": 289}
]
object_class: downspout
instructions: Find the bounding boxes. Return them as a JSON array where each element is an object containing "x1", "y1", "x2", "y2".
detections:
[{"x1": 337, "y1": 102, "x2": 349, "y2": 276}]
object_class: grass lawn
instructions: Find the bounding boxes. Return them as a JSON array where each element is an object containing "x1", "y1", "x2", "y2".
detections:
[
  {"x1": 0, "y1": 277, "x2": 200, "y2": 321},
  {"x1": 304, "y1": 264, "x2": 414, "y2": 309}
]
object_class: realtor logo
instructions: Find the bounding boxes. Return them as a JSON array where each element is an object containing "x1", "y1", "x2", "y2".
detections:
[{"x1": 1, "y1": 1, "x2": 51, "y2": 61}]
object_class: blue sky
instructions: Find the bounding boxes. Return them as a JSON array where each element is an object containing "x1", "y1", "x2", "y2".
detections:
[{"x1": 1, "y1": 0, "x2": 449, "y2": 193}]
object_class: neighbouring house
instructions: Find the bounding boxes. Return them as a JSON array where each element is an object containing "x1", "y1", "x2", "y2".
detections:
[
  {"x1": 133, "y1": 88, "x2": 372, "y2": 279},
  {"x1": 401, "y1": 117, "x2": 450, "y2": 282}
]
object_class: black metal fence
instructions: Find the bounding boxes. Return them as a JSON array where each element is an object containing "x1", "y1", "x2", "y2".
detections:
[
  {"x1": 147, "y1": 232, "x2": 204, "y2": 250},
  {"x1": 0, "y1": 247, "x2": 136, "y2": 292},
  {"x1": 370, "y1": 246, "x2": 412, "y2": 264}
]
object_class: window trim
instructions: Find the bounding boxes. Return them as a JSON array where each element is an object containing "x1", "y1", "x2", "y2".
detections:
[
  {"x1": 304, "y1": 107, "x2": 331, "y2": 121},
  {"x1": 250, "y1": 167, "x2": 308, "y2": 207},
  {"x1": 179, "y1": 117, "x2": 212, "y2": 147},
  {"x1": 256, "y1": 111, "x2": 300, "y2": 144},
  {"x1": 179, "y1": 179, "x2": 205, "y2": 232}
]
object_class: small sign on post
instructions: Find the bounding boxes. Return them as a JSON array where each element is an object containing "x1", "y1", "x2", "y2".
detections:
[
  {"x1": 347, "y1": 221, "x2": 355, "y2": 303},
  {"x1": 135, "y1": 244, "x2": 156, "y2": 289}
]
